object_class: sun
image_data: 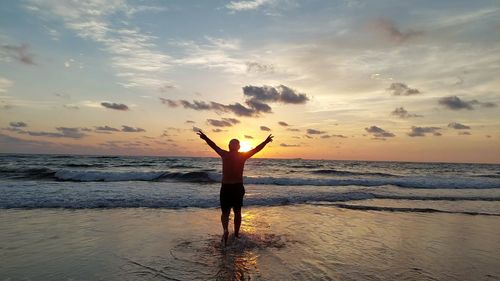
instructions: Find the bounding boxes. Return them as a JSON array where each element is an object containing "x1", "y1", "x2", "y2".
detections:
[{"x1": 239, "y1": 141, "x2": 253, "y2": 152}]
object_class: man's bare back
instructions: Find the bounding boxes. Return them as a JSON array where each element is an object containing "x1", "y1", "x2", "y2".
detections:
[{"x1": 196, "y1": 130, "x2": 273, "y2": 245}]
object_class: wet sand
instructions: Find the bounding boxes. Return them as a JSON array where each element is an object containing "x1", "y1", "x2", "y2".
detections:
[{"x1": 1, "y1": 205, "x2": 499, "y2": 280}]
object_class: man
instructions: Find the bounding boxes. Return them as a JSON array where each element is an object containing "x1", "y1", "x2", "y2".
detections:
[{"x1": 196, "y1": 130, "x2": 273, "y2": 245}]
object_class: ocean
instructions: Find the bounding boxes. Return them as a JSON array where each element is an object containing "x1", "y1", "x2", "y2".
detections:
[{"x1": 1, "y1": 154, "x2": 499, "y2": 214}]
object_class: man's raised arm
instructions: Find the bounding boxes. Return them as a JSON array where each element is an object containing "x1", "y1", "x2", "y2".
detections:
[
  {"x1": 197, "y1": 130, "x2": 226, "y2": 157},
  {"x1": 244, "y1": 134, "x2": 273, "y2": 158}
]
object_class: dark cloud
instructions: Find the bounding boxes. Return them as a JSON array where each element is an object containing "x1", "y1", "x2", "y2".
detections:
[
  {"x1": 21, "y1": 127, "x2": 87, "y2": 139},
  {"x1": 280, "y1": 143, "x2": 300, "y2": 147},
  {"x1": 391, "y1": 107, "x2": 422, "y2": 118},
  {"x1": 244, "y1": 135, "x2": 253, "y2": 139},
  {"x1": 448, "y1": 122, "x2": 470, "y2": 130},
  {"x1": 121, "y1": 125, "x2": 145, "y2": 132},
  {"x1": 161, "y1": 98, "x2": 259, "y2": 117},
  {"x1": 246, "y1": 62, "x2": 275, "y2": 74},
  {"x1": 387, "y1": 83, "x2": 421, "y2": 96},
  {"x1": 161, "y1": 84, "x2": 309, "y2": 118},
  {"x1": 185, "y1": 120, "x2": 195, "y2": 124},
  {"x1": 278, "y1": 85, "x2": 309, "y2": 104},
  {"x1": 278, "y1": 121, "x2": 289, "y2": 126},
  {"x1": 260, "y1": 126, "x2": 271, "y2": 131},
  {"x1": 95, "y1": 125, "x2": 120, "y2": 132},
  {"x1": 407, "y1": 126, "x2": 441, "y2": 137},
  {"x1": 1, "y1": 44, "x2": 35, "y2": 65},
  {"x1": 159, "y1": 98, "x2": 179, "y2": 107},
  {"x1": 481, "y1": 102, "x2": 498, "y2": 108},
  {"x1": 206, "y1": 118, "x2": 240, "y2": 127},
  {"x1": 101, "y1": 102, "x2": 129, "y2": 111},
  {"x1": 243, "y1": 85, "x2": 309, "y2": 104},
  {"x1": 321, "y1": 134, "x2": 347, "y2": 139},
  {"x1": 9, "y1": 121, "x2": 27, "y2": 128},
  {"x1": 287, "y1": 128, "x2": 300, "y2": 132},
  {"x1": 304, "y1": 135, "x2": 313, "y2": 139},
  {"x1": 438, "y1": 96, "x2": 473, "y2": 110},
  {"x1": 437, "y1": 96, "x2": 497, "y2": 110},
  {"x1": 371, "y1": 19, "x2": 423, "y2": 43},
  {"x1": 245, "y1": 99, "x2": 272, "y2": 113},
  {"x1": 212, "y1": 128, "x2": 225, "y2": 133},
  {"x1": 458, "y1": 131, "x2": 471, "y2": 136},
  {"x1": 307, "y1": 129, "x2": 326, "y2": 135},
  {"x1": 192, "y1": 126, "x2": 202, "y2": 132},
  {"x1": 365, "y1": 126, "x2": 395, "y2": 138}
]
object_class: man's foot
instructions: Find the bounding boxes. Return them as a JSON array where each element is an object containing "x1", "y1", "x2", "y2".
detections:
[{"x1": 222, "y1": 230, "x2": 229, "y2": 246}]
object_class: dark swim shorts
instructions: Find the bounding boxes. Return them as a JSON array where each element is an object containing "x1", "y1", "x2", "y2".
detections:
[{"x1": 220, "y1": 183, "x2": 245, "y2": 212}]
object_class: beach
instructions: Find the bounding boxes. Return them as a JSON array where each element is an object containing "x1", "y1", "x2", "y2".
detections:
[
  {"x1": 1, "y1": 154, "x2": 499, "y2": 280},
  {"x1": 1, "y1": 205, "x2": 499, "y2": 280}
]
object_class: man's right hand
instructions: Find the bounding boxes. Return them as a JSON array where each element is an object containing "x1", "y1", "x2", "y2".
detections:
[{"x1": 265, "y1": 134, "x2": 274, "y2": 143}]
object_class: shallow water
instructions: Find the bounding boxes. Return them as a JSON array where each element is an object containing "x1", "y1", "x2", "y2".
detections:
[{"x1": 1, "y1": 206, "x2": 499, "y2": 280}]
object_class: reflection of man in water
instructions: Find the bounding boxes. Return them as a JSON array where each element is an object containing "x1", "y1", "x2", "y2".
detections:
[{"x1": 197, "y1": 130, "x2": 273, "y2": 245}]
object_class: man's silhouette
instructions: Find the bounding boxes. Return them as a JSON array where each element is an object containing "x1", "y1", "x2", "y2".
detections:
[{"x1": 197, "y1": 130, "x2": 273, "y2": 245}]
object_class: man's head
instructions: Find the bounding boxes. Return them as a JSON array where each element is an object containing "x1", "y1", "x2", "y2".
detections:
[{"x1": 228, "y1": 139, "x2": 240, "y2": 152}]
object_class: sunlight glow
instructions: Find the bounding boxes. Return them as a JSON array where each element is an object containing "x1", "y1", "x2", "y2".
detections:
[{"x1": 239, "y1": 141, "x2": 253, "y2": 152}]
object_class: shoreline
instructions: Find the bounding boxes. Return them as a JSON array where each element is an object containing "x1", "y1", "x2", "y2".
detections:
[{"x1": 1, "y1": 205, "x2": 499, "y2": 280}]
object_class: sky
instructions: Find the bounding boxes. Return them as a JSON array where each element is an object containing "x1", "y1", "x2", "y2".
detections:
[{"x1": 0, "y1": 0, "x2": 499, "y2": 163}]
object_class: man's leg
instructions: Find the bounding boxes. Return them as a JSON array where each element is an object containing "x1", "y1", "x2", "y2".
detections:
[
  {"x1": 221, "y1": 209, "x2": 230, "y2": 245},
  {"x1": 234, "y1": 207, "x2": 241, "y2": 238}
]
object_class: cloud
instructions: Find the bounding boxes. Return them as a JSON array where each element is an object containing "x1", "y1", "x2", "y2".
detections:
[
  {"x1": 63, "y1": 104, "x2": 80, "y2": 110},
  {"x1": 21, "y1": 127, "x2": 87, "y2": 139},
  {"x1": 192, "y1": 126, "x2": 202, "y2": 132},
  {"x1": 407, "y1": 126, "x2": 441, "y2": 137},
  {"x1": 448, "y1": 122, "x2": 470, "y2": 130},
  {"x1": 95, "y1": 125, "x2": 120, "y2": 132},
  {"x1": 307, "y1": 129, "x2": 326, "y2": 135},
  {"x1": 171, "y1": 37, "x2": 245, "y2": 74},
  {"x1": 280, "y1": 143, "x2": 300, "y2": 147},
  {"x1": 25, "y1": 0, "x2": 171, "y2": 88},
  {"x1": 370, "y1": 18, "x2": 423, "y2": 43},
  {"x1": 387, "y1": 83, "x2": 421, "y2": 96},
  {"x1": 161, "y1": 98, "x2": 260, "y2": 117},
  {"x1": 321, "y1": 134, "x2": 347, "y2": 139},
  {"x1": 226, "y1": 0, "x2": 273, "y2": 11},
  {"x1": 101, "y1": 102, "x2": 129, "y2": 111},
  {"x1": 243, "y1": 85, "x2": 309, "y2": 104},
  {"x1": 121, "y1": 127, "x2": 146, "y2": 134},
  {"x1": 121, "y1": 125, "x2": 145, "y2": 132},
  {"x1": 287, "y1": 128, "x2": 300, "y2": 132},
  {"x1": 9, "y1": 121, "x2": 27, "y2": 128},
  {"x1": 260, "y1": 126, "x2": 271, "y2": 131},
  {"x1": 185, "y1": 120, "x2": 195, "y2": 124},
  {"x1": 161, "y1": 84, "x2": 309, "y2": 118},
  {"x1": 458, "y1": 131, "x2": 471, "y2": 136},
  {"x1": 391, "y1": 107, "x2": 423, "y2": 118},
  {"x1": 246, "y1": 62, "x2": 275, "y2": 73},
  {"x1": 278, "y1": 121, "x2": 289, "y2": 126},
  {"x1": 365, "y1": 126, "x2": 395, "y2": 138},
  {"x1": 438, "y1": 96, "x2": 497, "y2": 110},
  {"x1": 1, "y1": 44, "x2": 35, "y2": 65},
  {"x1": 207, "y1": 118, "x2": 240, "y2": 127},
  {"x1": 0, "y1": 76, "x2": 13, "y2": 93},
  {"x1": 212, "y1": 128, "x2": 226, "y2": 133},
  {"x1": 245, "y1": 99, "x2": 272, "y2": 113},
  {"x1": 244, "y1": 135, "x2": 253, "y2": 139}
]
